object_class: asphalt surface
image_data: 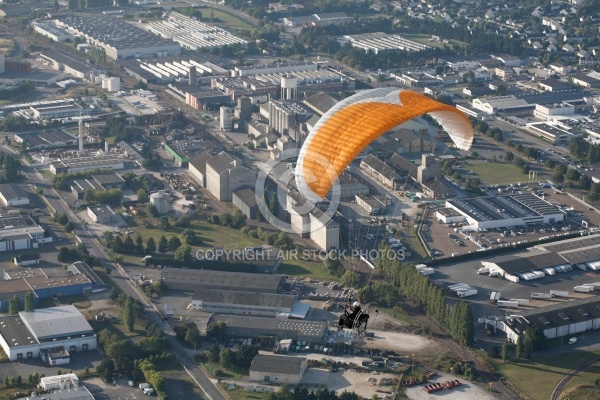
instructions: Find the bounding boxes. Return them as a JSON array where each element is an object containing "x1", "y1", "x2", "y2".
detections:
[{"x1": 12, "y1": 148, "x2": 222, "y2": 400}]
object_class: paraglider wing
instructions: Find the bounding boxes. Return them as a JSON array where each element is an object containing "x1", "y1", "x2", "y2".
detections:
[{"x1": 295, "y1": 88, "x2": 473, "y2": 202}]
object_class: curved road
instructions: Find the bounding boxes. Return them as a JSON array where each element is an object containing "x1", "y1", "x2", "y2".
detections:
[
  {"x1": 187, "y1": 0, "x2": 259, "y2": 28},
  {"x1": 13, "y1": 154, "x2": 225, "y2": 400},
  {"x1": 550, "y1": 357, "x2": 600, "y2": 400}
]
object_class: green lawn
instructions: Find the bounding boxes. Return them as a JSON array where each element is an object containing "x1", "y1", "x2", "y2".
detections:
[
  {"x1": 490, "y1": 351, "x2": 600, "y2": 400},
  {"x1": 198, "y1": 7, "x2": 255, "y2": 30},
  {"x1": 561, "y1": 360, "x2": 600, "y2": 396},
  {"x1": 278, "y1": 260, "x2": 337, "y2": 280},
  {"x1": 463, "y1": 161, "x2": 530, "y2": 185},
  {"x1": 222, "y1": 385, "x2": 268, "y2": 400},
  {"x1": 60, "y1": 294, "x2": 91, "y2": 309}
]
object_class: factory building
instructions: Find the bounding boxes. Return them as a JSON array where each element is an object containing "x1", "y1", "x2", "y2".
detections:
[
  {"x1": 232, "y1": 187, "x2": 259, "y2": 219},
  {"x1": 0, "y1": 215, "x2": 52, "y2": 252},
  {"x1": 40, "y1": 49, "x2": 105, "y2": 80},
  {"x1": 355, "y1": 195, "x2": 391, "y2": 215},
  {"x1": 234, "y1": 61, "x2": 317, "y2": 77},
  {"x1": 249, "y1": 355, "x2": 307, "y2": 384},
  {"x1": 480, "y1": 251, "x2": 570, "y2": 281},
  {"x1": 159, "y1": 269, "x2": 286, "y2": 293},
  {"x1": 343, "y1": 32, "x2": 430, "y2": 54},
  {"x1": 188, "y1": 151, "x2": 213, "y2": 187},
  {"x1": 15, "y1": 130, "x2": 78, "y2": 149},
  {"x1": 31, "y1": 104, "x2": 84, "y2": 120},
  {"x1": 0, "y1": 305, "x2": 97, "y2": 362},
  {"x1": 191, "y1": 289, "x2": 298, "y2": 317},
  {"x1": 282, "y1": 12, "x2": 352, "y2": 28},
  {"x1": 210, "y1": 314, "x2": 329, "y2": 342},
  {"x1": 14, "y1": 254, "x2": 40, "y2": 267},
  {"x1": 166, "y1": 84, "x2": 231, "y2": 111},
  {"x1": 87, "y1": 205, "x2": 118, "y2": 224},
  {"x1": 164, "y1": 140, "x2": 219, "y2": 167},
  {"x1": 526, "y1": 122, "x2": 575, "y2": 143},
  {"x1": 360, "y1": 154, "x2": 402, "y2": 190},
  {"x1": 533, "y1": 104, "x2": 576, "y2": 120},
  {"x1": 445, "y1": 193, "x2": 565, "y2": 230},
  {"x1": 54, "y1": 15, "x2": 181, "y2": 60},
  {"x1": 267, "y1": 99, "x2": 313, "y2": 136},
  {"x1": 286, "y1": 190, "x2": 339, "y2": 250},
  {"x1": 146, "y1": 12, "x2": 246, "y2": 51},
  {"x1": 205, "y1": 152, "x2": 257, "y2": 201},
  {"x1": 49, "y1": 156, "x2": 126, "y2": 174},
  {"x1": 31, "y1": 21, "x2": 74, "y2": 42},
  {"x1": 0, "y1": 184, "x2": 29, "y2": 206},
  {"x1": 501, "y1": 297, "x2": 600, "y2": 342}
]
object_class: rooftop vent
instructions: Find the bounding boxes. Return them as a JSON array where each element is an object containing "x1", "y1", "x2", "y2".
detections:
[
  {"x1": 558, "y1": 312, "x2": 569, "y2": 320},
  {"x1": 577, "y1": 309, "x2": 589, "y2": 316},
  {"x1": 539, "y1": 317, "x2": 550, "y2": 324}
]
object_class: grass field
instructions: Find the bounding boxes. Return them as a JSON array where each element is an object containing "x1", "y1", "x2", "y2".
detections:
[
  {"x1": 489, "y1": 351, "x2": 600, "y2": 400},
  {"x1": 463, "y1": 161, "x2": 529, "y2": 185},
  {"x1": 560, "y1": 384, "x2": 600, "y2": 400},
  {"x1": 223, "y1": 385, "x2": 268, "y2": 400},
  {"x1": 560, "y1": 359, "x2": 600, "y2": 396},
  {"x1": 198, "y1": 7, "x2": 255, "y2": 31}
]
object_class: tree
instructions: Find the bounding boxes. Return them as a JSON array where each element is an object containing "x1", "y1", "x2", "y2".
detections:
[
  {"x1": 64, "y1": 222, "x2": 74, "y2": 233},
  {"x1": 9, "y1": 294, "x2": 20, "y2": 315},
  {"x1": 159, "y1": 216, "x2": 170, "y2": 230},
  {"x1": 207, "y1": 343, "x2": 220, "y2": 362},
  {"x1": 505, "y1": 151, "x2": 514, "y2": 162},
  {"x1": 184, "y1": 326, "x2": 201, "y2": 350},
  {"x1": 135, "y1": 235, "x2": 144, "y2": 253},
  {"x1": 566, "y1": 168, "x2": 580, "y2": 182},
  {"x1": 552, "y1": 171, "x2": 564, "y2": 183},
  {"x1": 133, "y1": 80, "x2": 147, "y2": 90},
  {"x1": 137, "y1": 188, "x2": 149, "y2": 203},
  {"x1": 174, "y1": 244, "x2": 193, "y2": 264},
  {"x1": 340, "y1": 270, "x2": 361, "y2": 288},
  {"x1": 124, "y1": 235, "x2": 134, "y2": 251},
  {"x1": 322, "y1": 251, "x2": 343, "y2": 275},
  {"x1": 2, "y1": 154, "x2": 19, "y2": 183},
  {"x1": 24, "y1": 291, "x2": 35, "y2": 311},
  {"x1": 219, "y1": 348, "x2": 235, "y2": 369},
  {"x1": 113, "y1": 236, "x2": 124, "y2": 253},
  {"x1": 158, "y1": 236, "x2": 168, "y2": 254},
  {"x1": 146, "y1": 237, "x2": 156, "y2": 254},
  {"x1": 124, "y1": 298, "x2": 135, "y2": 332},
  {"x1": 96, "y1": 359, "x2": 115, "y2": 383},
  {"x1": 168, "y1": 236, "x2": 182, "y2": 252},
  {"x1": 502, "y1": 341, "x2": 508, "y2": 361}
]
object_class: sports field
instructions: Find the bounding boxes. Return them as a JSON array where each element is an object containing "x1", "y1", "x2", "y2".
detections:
[
  {"x1": 463, "y1": 161, "x2": 529, "y2": 185},
  {"x1": 199, "y1": 7, "x2": 256, "y2": 31}
]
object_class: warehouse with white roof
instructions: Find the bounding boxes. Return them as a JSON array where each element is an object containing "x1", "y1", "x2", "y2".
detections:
[{"x1": 0, "y1": 305, "x2": 96, "y2": 361}]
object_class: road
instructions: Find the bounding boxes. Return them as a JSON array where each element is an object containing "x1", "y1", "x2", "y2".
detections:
[{"x1": 14, "y1": 152, "x2": 225, "y2": 400}]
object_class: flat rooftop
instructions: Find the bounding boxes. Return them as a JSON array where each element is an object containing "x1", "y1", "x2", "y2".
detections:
[
  {"x1": 250, "y1": 354, "x2": 306, "y2": 374},
  {"x1": 61, "y1": 155, "x2": 125, "y2": 168},
  {"x1": 20, "y1": 305, "x2": 94, "y2": 342},
  {"x1": 192, "y1": 289, "x2": 295, "y2": 308},
  {"x1": 211, "y1": 314, "x2": 327, "y2": 337},
  {"x1": 0, "y1": 315, "x2": 39, "y2": 348},
  {"x1": 447, "y1": 193, "x2": 563, "y2": 222},
  {"x1": 160, "y1": 269, "x2": 284, "y2": 292}
]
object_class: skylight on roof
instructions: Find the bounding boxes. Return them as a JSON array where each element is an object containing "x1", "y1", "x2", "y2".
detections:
[
  {"x1": 539, "y1": 317, "x2": 550, "y2": 324},
  {"x1": 558, "y1": 312, "x2": 570, "y2": 320}
]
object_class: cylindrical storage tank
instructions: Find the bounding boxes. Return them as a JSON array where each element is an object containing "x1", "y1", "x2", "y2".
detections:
[
  {"x1": 150, "y1": 192, "x2": 171, "y2": 214},
  {"x1": 106, "y1": 77, "x2": 120, "y2": 92}
]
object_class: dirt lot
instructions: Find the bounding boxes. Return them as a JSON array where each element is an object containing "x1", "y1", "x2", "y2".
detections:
[
  {"x1": 301, "y1": 368, "x2": 398, "y2": 399},
  {"x1": 404, "y1": 371, "x2": 499, "y2": 400}
]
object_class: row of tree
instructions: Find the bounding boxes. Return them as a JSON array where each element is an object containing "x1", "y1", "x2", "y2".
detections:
[
  {"x1": 569, "y1": 137, "x2": 600, "y2": 165},
  {"x1": 7, "y1": 291, "x2": 35, "y2": 315},
  {"x1": 82, "y1": 188, "x2": 123, "y2": 206},
  {"x1": 51, "y1": 168, "x2": 115, "y2": 190}
]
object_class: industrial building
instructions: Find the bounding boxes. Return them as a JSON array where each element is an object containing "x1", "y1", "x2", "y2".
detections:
[
  {"x1": 210, "y1": 314, "x2": 329, "y2": 342},
  {"x1": 2, "y1": 266, "x2": 92, "y2": 311},
  {"x1": 0, "y1": 54, "x2": 64, "y2": 86},
  {"x1": 164, "y1": 140, "x2": 220, "y2": 167},
  {"x1": 159, "y1": 269, "x2": 286, "y2": 293},
  {"x1": 15, "y1": 129, "x2": 78, "y2": 149},
  {"x1": 40, "y1": 373, "x2": 80, "y2": 391},
  {"x1": 87, "y1": 205, "x2": 118, "y2": 224},
  {"x1": 267, "y1": 99, "x2": 313, "y2": 136},
  {"x1": 188, "y1": 151, "x2": 213, "y2": 187},
  {"x1": 54, "y1": 15, "x2": 181, "y2": 60},
  {"x1": 232, "y1": 187, "x2": 259, "y2": 219},
  {"x1": 40, "y1": 49, "x2": 105, "y2": 80},
  {"x1": 501, "y1": 297, "x2": 600, "y2": 342},
  {"x1": 0, "y1": 306, "x2": 96, "y2": 362},
  {"x1": 343, "y1": 32, "x2": 430, "y2": 54},
  {"x1": 14, "y1": 254, "x2": 40, "y2": 267},
  {"x1": 360, "y1": 154, "x2": 402, "y2": 190},
  {"x1": 282, "y1": 12, "x2": 352, "y2": 28},
  {"x1": 233, "y1": 61, "x2": 317, "y2": 77},
  {"x1": 166, "y1": 84, "x2": 231, "y2": 111},
  {"x1": 355, "y1": 195, "x2": 391, "y2": 215},
  {"x1": 526, "y1": 122, "x2": 575, "y2": 143},
  {"x1": 191, "y1": 289, "x2": 299, "y2": 317},
  {"x1": 16, "y1": 386, "x2": 95, "y2": 400},
  {"x1": 445, "y1": 193, "x2": 565, "y2": 230},
  {"x1": 49, "y1": 155, "x2": 126, "y2": 174},
  {"x1": 249, "y1": 355, "x2": 307, "y2": 384},
  {"x1": 31, "y1": 104, "x2": 84, "y2": 120},
  {"x1": 0, "y1": 215, "x2": 52, "y2": 252},
  {"x1": 32, "y1": 21, "x2": 74, "y2": 42},
  {"x1": 90, "y1": 171, "x2": 125, "y2": 190},
  {"x1": 0, "y1": 184, "x2": 29, "y2": 206},
  {"x1": 120, "y1": 58, "x2": 228, "y2": 84},
  {"x1": 212, "y1": 68, "x2": 354, "y2": 101},
  {"x1": 146, "y1": 12, "x2": 246, "y2": 51},
  {"x1": 71, "y1": 170, "x2": 125, "y2": 198},
  {"x1": 205, "y1": 151, "x2": 257, "y2": 201},
  {"x1": 287, "y1": 190, "x2": 339, "y2": 251},
  {"x1": 480, "y1": 251, "x2": 570, "y2": 281}
]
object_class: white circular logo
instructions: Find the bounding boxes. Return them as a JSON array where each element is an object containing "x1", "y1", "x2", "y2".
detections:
[{"x1": 255, "y1": 148, "x2": 341, "y2": 235}]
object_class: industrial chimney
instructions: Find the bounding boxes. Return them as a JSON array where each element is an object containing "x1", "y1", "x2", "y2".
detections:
[{"x1": 189, "y1": 66, "x2": 197, "y2": 86}]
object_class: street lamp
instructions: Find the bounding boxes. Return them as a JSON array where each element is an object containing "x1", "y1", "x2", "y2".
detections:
[
  {"x1": 411, "y1": 353, "x2": 415, "y2": 374},
  {"x1": 489, "y1": 382, "x2": 493, "y2": 399},
  {"x1": 450, "y1": 367, "x2": 454, "y2": 377}
]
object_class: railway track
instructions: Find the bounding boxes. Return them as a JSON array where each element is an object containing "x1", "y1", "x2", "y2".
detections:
[{"x1": 550, "y1": 357, "x2": 600, "y2": 400}]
